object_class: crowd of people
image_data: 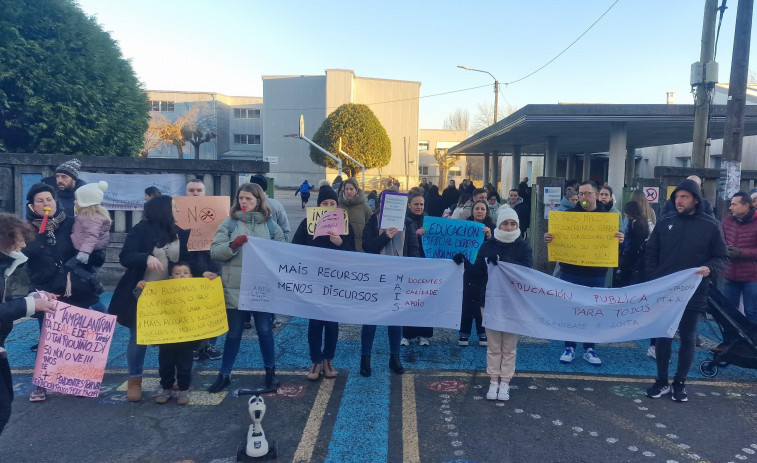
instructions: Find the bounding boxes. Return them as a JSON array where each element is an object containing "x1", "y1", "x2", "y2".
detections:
[{"x1": 0, "y1": 164, "x2": 752, "y2": 434}]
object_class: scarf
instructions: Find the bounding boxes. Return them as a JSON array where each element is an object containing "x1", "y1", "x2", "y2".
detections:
[
  {"x1": 494, "y1": 228, "x2": 520, "y2": 243},
  {"x1": 29, "y1": 209, "x2": 67, "y2": 246}
]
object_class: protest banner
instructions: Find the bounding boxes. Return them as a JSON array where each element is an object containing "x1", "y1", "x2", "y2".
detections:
[
  {"x1": 421, "y1": 216, "x2": 485, "y2": 261},
  {"x1": 136, "y1": 277, "x2": 228, "y2": 345},
  {"x1": 174, "y1": 196, "x2": 230, "y2": 251},
  {"x1": 314, "y1": 209, "x2": 347, "y2": 237},
  {"x1": 484, "y1": 263, "x2": 702, "y2": 343},
  {"x1": 32, "y1": 303, "x2": 117, "y2": 397},
  {"x1": 78, "y1": 172, "x2": 187, "y2": 211},
  {"x1": 239, "y1": 238, "x2": 464, "y2": 328},
  {"x1": 306, "y1": 207, "x2": 350, "y2": 235},
  {"x1": 547, "y1": 210, "x2": 620, "y2": 267},
  {"x1": 379, "y1": 192, "x2": 408, "y2": 230}
]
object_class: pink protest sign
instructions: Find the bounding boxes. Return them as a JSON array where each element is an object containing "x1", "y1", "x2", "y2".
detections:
[
  {"x1": 314, "y1": 209, "x2": 347, "y2": 237},
  {"x1": 32, "y1": 302, "x2": 117, "y2": 397}
]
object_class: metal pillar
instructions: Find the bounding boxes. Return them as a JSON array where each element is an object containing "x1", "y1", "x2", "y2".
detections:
[
  {"x1": 483, "y1": 153, "x2": 490, "y2": 186},
  {"x1": 624, "y1": 147, "x2": 636, "y2": 187},
  {"x1": 545, "y1": 137, "x2": 558, "y2": 177},
  {"x1": 582, "y1": 152, "x2": 592, "y2": 182},
  {"x1": 511, "y1": 145, "x2": 522, "y2": 190},
  {"x1": 490, "y1": 151, "x2": 499, "y2": 187},
  {"x1": 608, "y1": 122, "x2": 627, "y2": 191}
]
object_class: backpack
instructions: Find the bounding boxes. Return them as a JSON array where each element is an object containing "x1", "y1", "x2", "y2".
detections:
[{"x1": 226, "y1": 217, "x2": 276, "y2": 240}]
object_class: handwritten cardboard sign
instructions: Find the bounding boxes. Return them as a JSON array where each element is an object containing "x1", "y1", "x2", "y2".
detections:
[
  {"x1": 379, "y1": 192, "x2": 408, "y2": 231},
  {"x1": 32, "y1": 303, "x2": 117, "y2": 397},
  {"x1": 239, "y1": 237, "x2": 464, "y2": 329},
  {"x1": 547, "y1": 211, "x2": 620, "y2": 267},
  {"x1": 306, "y1": 207, "x2": 349, "y2": 235},
  {"x1": 136, "y1": 277, "x2": 228, "y2": 345},
  {"x1": 314, "y1": 209, "x2": 347, "y2": 237},
  {"x1": 174, "y1": 196, "x2": 230, "y2": 251},
  {"x1": 421, "y1": 216, "x2": 485, "y2": 261}
]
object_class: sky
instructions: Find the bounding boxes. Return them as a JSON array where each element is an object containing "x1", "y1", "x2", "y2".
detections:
[{"x1": 75, "y1": 0, "x2": 757, "y2": 130}]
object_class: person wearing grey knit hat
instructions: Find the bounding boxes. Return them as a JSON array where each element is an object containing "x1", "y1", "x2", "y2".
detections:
[
  {"x1": 56, "y1": 158, "x2": 81, "y2": 182},
  {"x1": 41, "y1": 158, "x2": 86, "y2": 216}
]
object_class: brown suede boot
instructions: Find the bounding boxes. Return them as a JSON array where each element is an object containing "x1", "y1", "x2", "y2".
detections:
[{"x1": 126, "y1": 377, "x2": 142, "y2": 402}]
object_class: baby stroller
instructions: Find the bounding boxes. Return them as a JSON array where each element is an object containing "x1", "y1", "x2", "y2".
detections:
[{"x1": 699, "y1": 283, "x2": 757, "y2": 377}]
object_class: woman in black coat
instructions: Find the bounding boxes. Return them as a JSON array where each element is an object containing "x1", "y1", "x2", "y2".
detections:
[
  {"x1": 424, "y1": 185, "x2": 445, "y2": 217},
  {"x1": 108, "y1": 195, "x2": 196, "y2": 402},
  {"x1": 402, "y1": 190, "x2": 433, "y2": 345}
]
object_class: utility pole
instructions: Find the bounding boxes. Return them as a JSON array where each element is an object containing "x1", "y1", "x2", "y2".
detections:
[
  {"x1": 720, "y1": 0, "x2": 754, "y2": 217},
  {"x1": 691, "y1": 0, "x2": 720, "y2": 168}
]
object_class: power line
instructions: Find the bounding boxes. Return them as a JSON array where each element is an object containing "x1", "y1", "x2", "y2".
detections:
[{"x1": 504, "y1": 0, "x2": 621, "y2": 86}]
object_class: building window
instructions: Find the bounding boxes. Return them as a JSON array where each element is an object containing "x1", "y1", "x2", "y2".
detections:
[
  {"x1": 234, "y1": 134, "x2": 261, "y2": 145},
  {"x1": 449, "y1": 166, "x2": 462, "y2": 175},
  {"x1": 676, "y1": 157, "x2": 690, "y2": 168},
  {"x1": 418, "y1": 141, "x2": 429, "y2": 151},
  {"x1": 419, "y1": 166, "x2": 429, "y2": 175},
  {"x1": 234, "y1": 108, "x2": 261, "y2": 119},
  {"x1": 149, "y1": 100, "x2": 174, "y2": 112}
]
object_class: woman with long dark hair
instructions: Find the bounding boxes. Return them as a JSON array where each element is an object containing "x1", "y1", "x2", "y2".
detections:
[
  {"x1": 109, "y1": 195, "x2": 195, "y2": 402},
  {"x1": 616, "y1": 201, "x2": 649, "y2": 287}
]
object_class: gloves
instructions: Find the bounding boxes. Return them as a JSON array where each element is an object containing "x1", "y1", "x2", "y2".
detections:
[
  {"x1": 452, "y1": 253, "x2": 466, "y2": 265},
  {"x1": 230, "y1": 235, "x2": 248, "y2": 250},
  {"x1": 727, "y1": 245, "x2": 742, "y2": 259},
  {"x1": 76, "y1": 251, "x2": 90, "y2": 264},
  {"x1": 487, "y1": 254, "x2": 499, "y2": 266}
]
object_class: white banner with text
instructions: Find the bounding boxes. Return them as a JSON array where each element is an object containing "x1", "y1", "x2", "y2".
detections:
[
  {"x1": 484, "y1": 264, "x2": 702, "y2": 343},
  {"x1": 238, "y1": 238, "x2": 464, "y2": 328}
]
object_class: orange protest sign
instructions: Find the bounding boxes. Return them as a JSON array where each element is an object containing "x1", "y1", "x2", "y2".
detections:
[{"x1": 173, "y1": 196, "x2": 230, "y2": 251}]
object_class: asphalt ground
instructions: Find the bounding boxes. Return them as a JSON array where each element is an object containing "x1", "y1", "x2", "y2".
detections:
[{"x1": 2, "y1": 190, "x2": 757, "y2": 463}]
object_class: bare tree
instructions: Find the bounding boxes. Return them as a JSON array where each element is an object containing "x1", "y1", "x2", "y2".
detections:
[
  {"x1": 435, "y1": 148, "x2": 461, "y2": 187},
  {"x1": 140, "y1": 119, "x2": 165, "y2": 157},
  {"x1": 471, "y1": 101, "x2": 520, "y2": 133},
  {"x1": 182, "y1": 105, "x2": 217, "y2": 159},
  {"x1": 442, "y1": 108, "x2": 470, "y2": 134},
  {"x1": 749, "y1": 69, "x2": 757, "y2": 84}
]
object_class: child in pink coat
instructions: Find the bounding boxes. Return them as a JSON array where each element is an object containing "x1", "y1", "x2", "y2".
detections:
[{"x1": 65, "y1": 181, "x2": 111, "y2": 295}]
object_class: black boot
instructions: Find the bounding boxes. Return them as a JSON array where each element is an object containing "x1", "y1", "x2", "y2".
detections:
[
  {"x1": 389, "y1": 354, "x2": 404, "y2": 375},
  {"x1": 265, "y1": 366, "x2": 280, "y2": 389},
  {"x1": 360, "y1": 355, "x2": 371, "y2": 377},
  {"x1": 208, "y1": 373, "x2": 230, "y2": 393}
]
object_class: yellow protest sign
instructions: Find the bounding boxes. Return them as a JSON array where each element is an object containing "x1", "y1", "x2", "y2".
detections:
[
  {"x1": 547, "y1": 211, "x2": 620, "y2": 267},
  {"x1": 136, "y1": 277, "x2": 228, "y2": 345},
  {"x1": 173, "y1": 196, "x2": 230, "y2": 251},
  {"x1": 306, "y1": 207, "x2": 349, "y2": 235},
  {"x1": 666, "y1": 185, "x2": 676, "y2": 203}
]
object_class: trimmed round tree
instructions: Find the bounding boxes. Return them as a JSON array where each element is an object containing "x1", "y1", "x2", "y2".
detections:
[
  {"x1": 310, "y1": 104, "x2": 391, "y2": 177},
  {"x1": 0, "y1": 0, "x2": 149, "y2": 157}
]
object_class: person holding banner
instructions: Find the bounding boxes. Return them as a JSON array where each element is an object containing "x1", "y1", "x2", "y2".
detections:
[
  {"x1": 109, "y1": 195, "x2": 197, "y2": 402},
  {"x1": 644, "y1": 179, "x2": 728, "y2": 402},
  {"x1": 338, "y1": 178, "x2": 372, "y2": 252},
  {"x1": 457, "y1": 207, "x2": 532, "y2": 401},
  {"x1": 0, "y1": 213, "x2": 58, "y2": 435},
  {"x1": 544, "y1": 180, "x2": 624, "y2": 367},
  {"x1": 292, "y1": 186, "x2": 355, "y2": 380},
  {"x1": 360, "y1": 189, "x2": 422, "y2": 376},
  {"x1": 208, "y1": 183, "x2": 286, "y2": 393},
  {"x1": 401, "y1": 189, "x2": 433, "y2": 346}
]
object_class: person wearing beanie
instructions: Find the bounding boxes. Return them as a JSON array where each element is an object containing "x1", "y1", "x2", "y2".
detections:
[
  {"x1": 544, "y1": 180, "x2": 625, "y2": 367},
  {"x1": 249, "y1": 174, "x2": 291, "y2": 241},
  {"x1": 41, "y1": 158, "x2": 87, "y2": 216},
  {"x1": 291, "y1": 185, "x2": 355, "y2": 381},
  {"x1": 66, "y1": 181, "x2": 111, "y2": 296},
  {"x1": 644, "y1": 178, "x2": 728, "y2": 402},
  {"x1": 455, "y1": 204, "x2": 532, "y2": 401}
]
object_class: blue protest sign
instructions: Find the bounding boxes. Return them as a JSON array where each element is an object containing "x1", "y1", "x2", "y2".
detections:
[{"x1": 421, "y1": 216, "x2": 485, "y2": 261}]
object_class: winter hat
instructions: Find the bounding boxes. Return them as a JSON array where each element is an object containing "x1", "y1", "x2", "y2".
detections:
[
  {"x1": 55, "y1": 158, "x2": 81, "y2": 180},
  {"x1": 317, "y1": 185, "x2": 338, "y2": 205},
  {"x1": 26, "y1": 183, "x2": 57, "y2": 203},
  {"x1": 496, "y1": 205, "x2": 519, "y2": 229},
  {"x1": 670, "y1": 179, "x2": 702, "y2": 203},
  {"x1": 249, "y1": 174, "x2": 268, "y2": 191},
  {"x1": 75, "y1": 181, "x2": 108, "y2": 208}
]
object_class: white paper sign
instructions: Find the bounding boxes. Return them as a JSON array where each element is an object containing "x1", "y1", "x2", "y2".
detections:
[
  {"x1": 238, "y1": 238, "x2": 464, "y2": 328},
  {"x1": 543, "y1": 186, "x2": 562, "y2": 219},
  {"x1": 484, "y1": 264, "x2": 702, "y2": 343},
  {"x1": 78, "y1": 172, "x2": 188, "y2": 211},
  {"x1": 379, "y1": 192, "x2": 408, "y2": 231}
]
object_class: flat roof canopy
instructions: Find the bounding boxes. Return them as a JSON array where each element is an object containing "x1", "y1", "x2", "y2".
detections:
[{"x1": 447, "y1": 104, "x2": 757, "y2": 155}]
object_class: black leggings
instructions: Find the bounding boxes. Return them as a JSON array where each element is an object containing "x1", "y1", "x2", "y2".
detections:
[{"x1": 654, "y1": 311, "x2": 700, "y2": 383}]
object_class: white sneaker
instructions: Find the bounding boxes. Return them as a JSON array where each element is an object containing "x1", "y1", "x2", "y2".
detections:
[
  {"x1": 486, "y1": 382, "x2": 499, "y2": 400},
  {"x1": 497, "y1": 383, "x2": 510, "y2": 401},
  {"x1": 583, "y1": 348, "x2": 602, "y2": 366},
  {"x1": 418, "y1": 337, "x2": 429, "y2": 346},
  {"x1": 400, "y1": 337, "x2": 410, "y2": 346},
  {"x1": 647, "y1": 345, "x2": 656, "y2": 359},
  {"x1": 559, "y1": 347, "x2": 575, "y2": 364}
]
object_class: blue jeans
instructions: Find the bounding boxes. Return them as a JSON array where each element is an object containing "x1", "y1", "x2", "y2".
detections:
[
  {"x1": 127, "y1": 325, "x2": 147, "y2": 377},
  {"x1": 308, "y1": 319, "x2": 338, "y2": 363},
  {"x1": 723, "y1": 279, "x2": 757, "y2": 323},
  {"x1": 220, "y1": 309, "x2": 275, "y2": 375},
  {"x1": 560, "y1": 271, "x2": 607, "y2": 351},
  {"x1": 361, "y1": 325, "x2": 402, "y2": 355}
]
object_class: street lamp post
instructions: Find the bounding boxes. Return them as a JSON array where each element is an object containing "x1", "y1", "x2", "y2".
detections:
[{"x1": 457, "y1": 65, "x2": 499, "y2": 123}]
